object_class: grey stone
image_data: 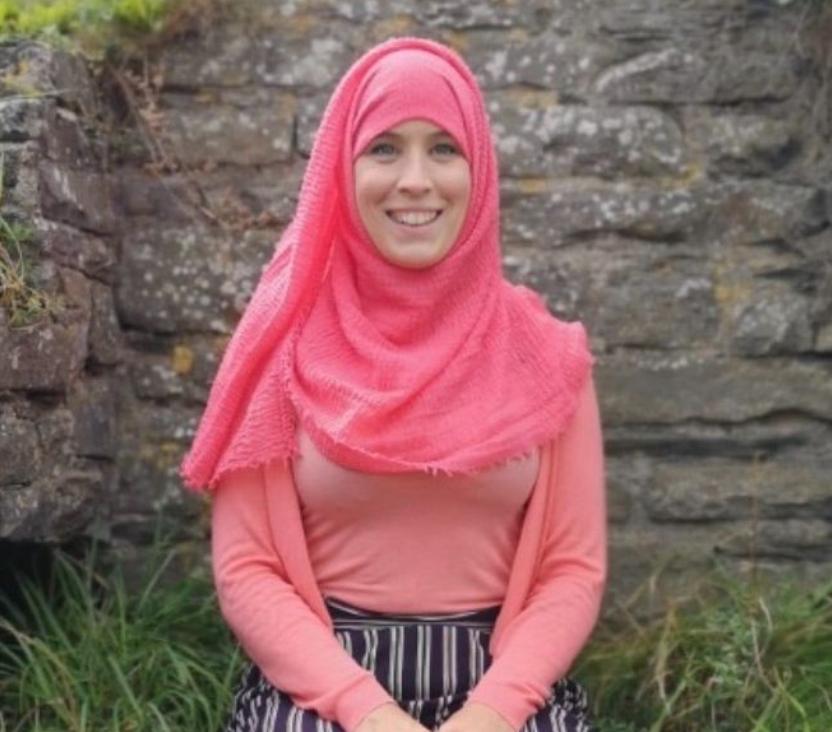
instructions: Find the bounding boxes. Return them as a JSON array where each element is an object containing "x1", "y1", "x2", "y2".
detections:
[
  {"x1": 39, "y1": 105, "x2": 102, "y2": 169},
  {"x1": 296, "y1": 93, "x2": 328, "y2": 157},
  {"x1": 728, "y1": 282, "x2": 814, "y2": 356},
  {"x1": 0, "y1": 142, "x2": 41, "y2": 218},
  {"x1": 160, "y1": 90, "x2": 295, "y2": 167},
  {"x1": 159, "y1": 27, "x2": 354, "y2": 90},
  {"x1": 0, "y1": 318, "x2": 88, "y2": 392},
  {"x1": 489, "y1": 98, "x2": 686, "y2": 179},
  {"x1": 0, "y1": 97, "x2": 48, "y2": 142},
  {"x1": 595, "y1": 47, "x2": 800, "y2": 105},
  {"x1": 88, "y1": 282, "x2": 123, "y2": 366},
  {"x1": 504, "y1": 241, "x2": 719, "y2": 349},
  {"x1": 463, "y1": 31, "x2": 606, "y2": 98},
  {"x1": 684, "y1": 109, "x2": 798, "y2": 177},
  {"x1": 502, "y1": 182, "x2": 705, "y2": 245},
  {"x1": 67, "y1": 378, "x2": 118, "y2": 460},
  {"x1": 37, "y1": 218, "x2": 116, "y2": 282},
  {"x1": 0, "y1": 468, "x2": 104, "y2": 541},
  {"x1": 113, "y1": 168, "x2": 196, "y2": 221},
  {"x1": 596, "y1": 353, "x2": 832, "y2": 425},
  {"x1": 705, "y1": 181, "x2": 827, "y2": 245},
  {"x1": 647, "y1": 459, "x2": 832, "y2": 523},
  {"x1": 115, "y1": 223, "x2": 272, "y2": 334},
  {"x1": 0, "y1": 41, "x2": 98, "y2": 114},
  {"x1": 38, "y1": 161, "x2": 116, "y2": 234},
  {"x1": 0, "y1": 404, "x2": 39, "y2": 485},
  {"x1": 603, "y1": 417, "x2": 831, "y2": 463},
  {"x1": 415, "y1": 0, "x2": 553, "y2": 29},
  {"x1": 605, "y1": 455, "x2": 651, "y2": 524},
  {"x1": 716, "y1": 520, "x2": 832, "y2": 562}
]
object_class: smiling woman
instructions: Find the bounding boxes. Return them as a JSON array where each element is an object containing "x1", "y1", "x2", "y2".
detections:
[
  {"x1": 353, "y1": 121, "x2": 471, "y2": 269},
  {"x1": 180, "y1": 36, "x2": 605, "y2": 732}
]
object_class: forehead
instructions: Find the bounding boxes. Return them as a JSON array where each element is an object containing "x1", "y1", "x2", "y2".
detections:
[{"x1": 372, "y1": 119, "x2": 455, "y2": 139}]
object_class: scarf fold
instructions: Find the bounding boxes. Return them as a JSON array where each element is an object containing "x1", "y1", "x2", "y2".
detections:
[{"x1": 180, "y1": 37, "x2": 594, "y2": 491}]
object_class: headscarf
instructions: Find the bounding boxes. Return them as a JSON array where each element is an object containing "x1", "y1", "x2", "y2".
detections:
[{"x1": 180, "y1": 37, "x2": 594, "y2": 491}]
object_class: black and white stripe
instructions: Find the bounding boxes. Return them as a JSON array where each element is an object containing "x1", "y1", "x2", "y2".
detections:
[{"x1": 224, "y1": 598, "x2": 595, "y2": 732}]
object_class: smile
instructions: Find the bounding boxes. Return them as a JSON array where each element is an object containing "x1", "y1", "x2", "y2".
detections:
[{"x1": 386, "y1": 210, "x2": 442, "y2": 227}]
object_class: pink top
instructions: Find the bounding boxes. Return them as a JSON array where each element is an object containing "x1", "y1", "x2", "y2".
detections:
[
  {"x1": 211, "y1": 376, "x2": 606, "y2": 732},
  {"x1": 294, "y1": 427, "x2": 540, "y2": 613}
]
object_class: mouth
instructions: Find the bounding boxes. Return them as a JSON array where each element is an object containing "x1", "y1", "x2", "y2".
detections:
[{"x1": 386, "y1": 209, "x2": 442, "y2": 227}]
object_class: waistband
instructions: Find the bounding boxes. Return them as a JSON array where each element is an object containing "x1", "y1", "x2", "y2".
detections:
[{"x1": 324, "y1": 596, "x2": 501, "y2": 630}]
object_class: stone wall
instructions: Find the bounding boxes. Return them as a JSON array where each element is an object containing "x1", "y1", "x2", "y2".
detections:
[
  {"x1": 0, "y1": 42, "x2": 121, "y2": 542},
  {"x1": 1, "y1": 0, "x2": 831, "y2": 605}
]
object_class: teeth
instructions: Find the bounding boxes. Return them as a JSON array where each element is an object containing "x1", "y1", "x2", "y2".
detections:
[{"x1": 389, "y1": 210, "x2": 440, "y2": 226}]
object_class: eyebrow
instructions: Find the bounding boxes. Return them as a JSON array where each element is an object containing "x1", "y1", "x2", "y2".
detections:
[{"x1": 371, "y1": 130, "x2": 455, "y2": 141}]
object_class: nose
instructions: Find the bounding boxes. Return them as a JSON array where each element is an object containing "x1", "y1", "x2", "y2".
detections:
[{"x1": 397, "y1": 150, "x2": 432, "y2": 195}]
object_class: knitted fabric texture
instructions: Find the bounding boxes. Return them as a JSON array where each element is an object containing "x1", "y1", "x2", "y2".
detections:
[{"x1": 180, "y1": 37, "x2": 594, "y2": 491}]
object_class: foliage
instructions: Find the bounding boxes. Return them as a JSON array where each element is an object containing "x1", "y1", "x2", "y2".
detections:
[
  {"x1": 577, "y1": 572, "x2": 832, "y2": 732},
  {"x1": 1, "y1": 544, "x2": 830, "y2": 731},
  {"x1": 0, "y1": 0, "x2": 183, "y2": 56},
  {"x1": 0, "y1": 544, "x2": 242, "y2": 732},
  {"x1": 0, "y1": 148, "x2": 64, "y2": 327}
]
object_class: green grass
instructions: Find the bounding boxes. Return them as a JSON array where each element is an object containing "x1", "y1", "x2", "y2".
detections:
[
  {"x1": 576, "y1": 573, "x2": 832, "y2": 732},
  {"x1": 0, "y1": 544, "x2": 242, "y2": 732},
  {"x1": 1, "y1": 546, "x2": 830, "y2": 732}
]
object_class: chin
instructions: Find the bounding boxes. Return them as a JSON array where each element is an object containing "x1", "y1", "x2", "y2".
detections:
[{"x1": 381, "y1": 245, "x2": 449, "y2": 269}]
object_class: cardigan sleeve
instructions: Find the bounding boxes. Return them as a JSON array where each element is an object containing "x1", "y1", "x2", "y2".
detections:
[
  {"x1": 465, "y1": 375, "x2": 608, "y2": 730},
  {"x1": 211, "y1": 464, "x2": 395, "y2": 732}
]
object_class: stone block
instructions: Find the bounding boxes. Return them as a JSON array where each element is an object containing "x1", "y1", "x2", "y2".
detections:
[
  {"x1": 489, "y1": 97, "x2": 686, "y2": 178},
  {"x1": 415, "y1": 0, "x2": 553, "y2": 29},
  {"x1": 159, "y1": 28, "x2": 353, "y2": 90},
  {"x1": 504, "y1": 240, "x2": 719, "y2": 349},
  {"x1": 603, "y1": 417, "x2": 830, "y2": 463},
  {"x1": 160, "y1": 90, "x2": 295, "y2": 167},
  {"x1": 1, "y1": 142, "x2": 40, "y2": 218},
  {"x1": 462, "y1": 30, "x2": 605, "y2": 98},
  {"x1": 37, "y1": 218, "x2": 116, "y2": 282},
  {"x1": 596, "y1": 353, "x2": 832, "y2": 425},
  {"x1": 38, "y1": 161, "x2": 116, "y2": 234},
  {"x1": 646, "y1": 459, "x2": 832, "y2": 523},
  {"x1": 595, "y1": 46, "x2": 800, "y2": 105},
  {"x1": 502, "y1": 181, "x2": 706, "y2": 245},
  {"x1": 0, "y1": 41, "x2": 98, "y2": 114},
  {"x1": 88, "y1": 282, "x2": 123, "y2": 366},
  {"x1": 0, "y1": 318, "x2": 88, "y2": 392},
  {"x1": 67, "y1": 377, "x2": 118, "y2": 460},
  {"x1": 40, "y1": 105, "x2": 102, "y2": 169},
  {"x1": 0, "y1": 468, "x2": 104, "y2": 541},
  {"x1": 705, "y1": 181, "x2": 827, "y2": 246},
  {"x1": 0, "y1": 97, "x2": 48, "y2": 142},
  {"x1": 716, "y1": 519, "x2": 832, "y2": 562},
  {"x1": 727, "y1": 281, "x2": 814, "y2": 356},
  {"x1": 684, "y1": 109, "x2": 798, "y2": 177},
  {"x1": 0, "y1": 404, "x2": 40, "y2": 485},
  {"x1": 115, "y1": 223, "x2": 272, "y2": 334}
]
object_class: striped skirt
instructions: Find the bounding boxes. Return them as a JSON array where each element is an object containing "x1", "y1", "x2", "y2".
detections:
[{"x1": 225, "y1": 597, "x2": 594, "y2": 732}]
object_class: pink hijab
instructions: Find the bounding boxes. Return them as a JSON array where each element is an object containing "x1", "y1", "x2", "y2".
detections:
[{"x1": 180, "y1": 37, "x2": 594, "y2": 491}]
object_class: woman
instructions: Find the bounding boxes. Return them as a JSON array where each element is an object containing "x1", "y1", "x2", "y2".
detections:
[{"x1": 181, "y1": 37, "x2": 606, "y2": 732}]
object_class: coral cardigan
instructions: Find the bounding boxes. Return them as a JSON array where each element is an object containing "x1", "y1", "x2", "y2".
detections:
[{"x1": 211, "y1": 377, "x2": 607, "y2": 732}]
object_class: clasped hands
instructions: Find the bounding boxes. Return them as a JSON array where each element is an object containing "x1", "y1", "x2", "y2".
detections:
[{"x1": 354, "y1": 701, "x2": 514, "y2": 732}]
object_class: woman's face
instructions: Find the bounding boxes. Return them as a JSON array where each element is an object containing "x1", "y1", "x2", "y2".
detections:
[{"x1": 353, "y1": 119, "x2": 471, "y2": 269}]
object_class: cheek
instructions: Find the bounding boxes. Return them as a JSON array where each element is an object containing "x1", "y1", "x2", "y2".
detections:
[
  {"x1": 448, "y1": 165, "x2": 472, "y2": 216},
  {"x1": 354, "y1": 163, "x2": 391, "y2": 214}
]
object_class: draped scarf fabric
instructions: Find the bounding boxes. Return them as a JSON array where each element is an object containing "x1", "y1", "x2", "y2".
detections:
[{"x1": 180, "y1": 37, "x2": 594, "y2": 491}]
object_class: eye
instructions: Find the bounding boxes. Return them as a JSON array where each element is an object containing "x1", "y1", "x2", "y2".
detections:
[
  {"x1": 366, "y1": 140, "x2": 397, "y2": 157},
  {"x1": 433, "y1": 140, "x2": 461, "y2": 157}
]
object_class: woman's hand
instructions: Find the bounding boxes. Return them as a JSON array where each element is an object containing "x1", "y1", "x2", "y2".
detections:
[
  {"x1": 354, "y1": 702, "x2": 430, "y2": 732},
  {"x1": 437, "y1": 702, "x2": 514, "y2": 732}
]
